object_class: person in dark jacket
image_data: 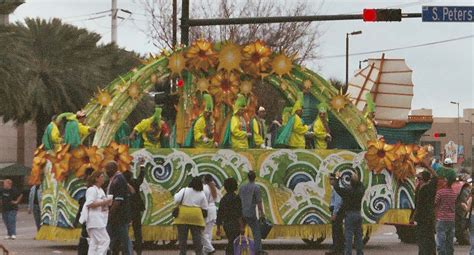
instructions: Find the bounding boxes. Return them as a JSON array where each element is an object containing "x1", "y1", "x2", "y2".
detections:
[
  {"x1": 123, "y1": 167, "x2": 145, "y2": 255},
  {"x1": 216, "y1": 178, "x2": 243, "y2": 255},
  {"x1": 411, "y1": 160, "x2": 438, "y2": 255},
  {"x1": 333, "y1": 172, "x2": 365, "y2": 255}
]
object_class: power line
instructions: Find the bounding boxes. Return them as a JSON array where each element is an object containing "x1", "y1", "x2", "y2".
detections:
[
  {"x1": 320, "y1": 34, "x2": 474, "y2": 59},
  {"x1": 61, "y1": 10, "x2": 111, "y2": 20}
]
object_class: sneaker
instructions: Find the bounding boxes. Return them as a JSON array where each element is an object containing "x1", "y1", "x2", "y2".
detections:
[
  {"x1": 4, "y1": 235, "x2": 11, "y2": 240},
  {"x1": 11, "y1": 235, "x2": 16, "y2": 240}
]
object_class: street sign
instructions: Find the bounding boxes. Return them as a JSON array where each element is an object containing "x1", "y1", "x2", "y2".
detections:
[{"x1": 422, "y1": 6, "x2": 474, "y2": 22}]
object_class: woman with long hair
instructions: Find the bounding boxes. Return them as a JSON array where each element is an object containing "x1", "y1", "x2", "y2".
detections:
[
  {"x1": 80, "y1": 170, "x2": 112, "y2": 255},
  {"x1": 202, "y1": 174, "x2": 221, "y2": 254},
  {"x1": 173, "y1": 176, "x2": 209, "y2": 255}
]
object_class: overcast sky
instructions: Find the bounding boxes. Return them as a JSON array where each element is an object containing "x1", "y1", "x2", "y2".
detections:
[{"x1": 10, "y1": 0, "x2": 474, "y2": 118}]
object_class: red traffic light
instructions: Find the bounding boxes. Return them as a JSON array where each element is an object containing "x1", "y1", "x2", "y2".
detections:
[
  {"x1": 363, "y1": 9, "x2": 377, "y2": 22},
  {"x1": 434, "y1": 132, "x2": 446, "y2": 138},
  {"x1": 363, "y1": 9, "x2": 402, "y2": 22}
]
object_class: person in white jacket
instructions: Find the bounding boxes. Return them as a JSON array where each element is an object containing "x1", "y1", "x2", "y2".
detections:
[
  {"x1": 80, "y1": 171, "x2": 112, "y2": 255},
  {"x1": 202, "y1": 174, "x2": 221, "y2": 254}
]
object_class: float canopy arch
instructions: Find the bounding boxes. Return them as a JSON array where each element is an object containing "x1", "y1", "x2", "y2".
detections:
[{"x1": 82, "y1": 39, "x2": 376, "y2": 149}]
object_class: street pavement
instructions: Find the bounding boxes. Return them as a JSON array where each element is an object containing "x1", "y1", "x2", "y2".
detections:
[{"x1": 0, "y1": 208, "x2": 470, "y2": 254}]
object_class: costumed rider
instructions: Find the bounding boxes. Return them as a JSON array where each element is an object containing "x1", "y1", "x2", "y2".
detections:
[
  {"x1": 42, "y1": 114, "x2": 64, "y2": 152},
  {"x1": 129, "y1": 107, "x2": 170, "y2": 150},
  {"x1": 275, "y1": 92, "x2": 309, "y2": 149},
  {"x1": 222, "y1": 94, "x2": 250, "y2": 149},
  {"x1": 312, "y1": 102, "x2": 332, "y2": 149},
  {"x1": 250, "y1": 106, "x2": 269, "y2": 149},
  {"x1": 184, "y1": 94, "x2": 216, "y2": 148},
  {"x1": 365, "y1": 93, "x2": 377, "y2": 134},
  {"x1": 63, "y1": 111, "x2": 96, "y2": 149}
]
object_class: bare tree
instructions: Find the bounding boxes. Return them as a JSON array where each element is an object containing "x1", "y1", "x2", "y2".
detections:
[{"x1": 137, "y1": 0, "x2": 322, "y2": 63}]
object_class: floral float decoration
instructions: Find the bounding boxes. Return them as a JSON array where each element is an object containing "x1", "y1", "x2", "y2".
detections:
[
  {"x1": 29, "y1": 142, "x2": 133, "y2": 185},
  {"x1": 242, "y1": 40, "x2": 272, "y2": 77},
  {"x1": 185, "y1": 39, "x2": 217, "y2": 72},
  {"x1": 365, "y1": 138, "x2": 429, "y2": 182}
]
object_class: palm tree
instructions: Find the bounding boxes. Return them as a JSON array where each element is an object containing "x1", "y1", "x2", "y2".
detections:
[{"x1": 0, "y1": 18, "x2": 142, "y2": 143}]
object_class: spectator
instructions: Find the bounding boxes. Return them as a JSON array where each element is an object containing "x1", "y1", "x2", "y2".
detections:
[
  {"x1": 333, "y1": 172, "x2": 365, "y2": 255},
  {"x1": 326, "y1": 173, "x2": 344, "y2": 255},
  {"x1": 0, "y1": 179, "x2": 23, "y2": 240},
  {"x1": 469, "y1": 186, "x2": 474, "y2": 255},
  {"x1": 412, "y1": 160, "x2": 438, "y2": 255},
  {"x1": 28, "y1": 184, "x2": 42, "y2": 231},
  {"x1": 202, "y1": 174, "x2": 221, "y2": 254},
  {"x1": 239, "y1": 171, "x2": 267, "y2": 255},
  {"x1": 173, "y1": 176, "x2": 208, "y2": 255},
  {"x1": 106, "y1": 161, "x2": 133, "y2": 255},
  {"x1": 74, "y1": 167, "x2": 94, "y2": 255},
  {"x1": 434, "y1": 170, "x2": 457, "y2": 255},
  {"x1": 455, "y1": 183, "x2": 471, "y2": 244},
  {"x1": 216, "y1": 178, "x2": 243, "y2": 255},
  {"x1": 123, "y1": 167, "x2": 145, "y2": 255},
  {"x1": 80, "y1": 170, "x2": 112, "y2": 255}
]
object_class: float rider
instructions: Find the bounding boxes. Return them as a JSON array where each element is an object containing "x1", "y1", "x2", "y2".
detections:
[
  {"x1": 365, "y1": 93, "x2": 377, "y2": 134},
  {"x1": 42, "y1": 114, "x2": 64, "y2": 152},
  {"x1": 250, "y1": 106, "x2": 268, "y2": 149},
  {"x1": 312, "y1": 102, "x2": 332, "y2": 149},
  {"x1": 63, "y1": 111, "x2": 95, "y2": 149},
  {"x1": 275, "y1": 92, "x2": 309, "y2": 149},
  {"x1": 130, "y1": 107, "x2": 170, "y2": 150},
  {"x1": 184, "y1": 93, "x2": 216, "y2": 148},
  {"x1": 222, "y1": 94, "x2": 250, "y2": 149}
]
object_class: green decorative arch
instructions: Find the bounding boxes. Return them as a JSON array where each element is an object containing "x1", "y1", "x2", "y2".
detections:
[{"x1": 82, "y1": 47, "x2": 376, "y2": 149}]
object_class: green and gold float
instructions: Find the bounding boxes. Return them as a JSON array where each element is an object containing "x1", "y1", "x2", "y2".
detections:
[{"x1": 33, "y1": 39, "x2": 424, "y2": 244}]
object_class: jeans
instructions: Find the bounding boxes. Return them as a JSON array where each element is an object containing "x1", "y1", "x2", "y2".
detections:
[
  {"x1": 107, "y1": 223, "x2": 133, "y2": 255},
  {"x1": 415, "y1": 220, "x2": 436, "y2": 255},
  {"x1": 470, "y1": 216, "x2": 474, "y2": 255},
  {"x1": 223, "y1": 222, "x2": 241, "y2": 255},
  {"x1": 33, "y1": 204, "x2": 41, "y2": 230},
  {"x1": 436, "y1": 220, "x2": 455, "y2": 255},
  {"x1": 177, "y1": 224, "x2": 203, "y2": 255},
  {"x1": 344, "y1": 211, "x2": 363, "y2": 255},
  {"x1": 2, "y1": 210, "x2": 17, "y2": 236},
  {"x1": 331, "y1": 210, "x2": 344, "y2": 253},
  {"x1": 244, "y1": 217, "x2": 262, "y2": 253}
]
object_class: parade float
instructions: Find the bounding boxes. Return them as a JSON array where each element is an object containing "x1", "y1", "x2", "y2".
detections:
[{"x1": 30, "y1": 39, "x2": 430, "y2": 245}]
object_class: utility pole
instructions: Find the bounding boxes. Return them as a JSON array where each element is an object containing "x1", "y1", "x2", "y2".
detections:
[
  {"x1": 181, "y1": 0, "x2": 189, "y2": 46},
  {"x1": 111, "y1": 0, "x2": 118, "y2": 44}
]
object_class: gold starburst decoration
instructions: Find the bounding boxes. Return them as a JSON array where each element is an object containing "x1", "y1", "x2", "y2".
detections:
[
  {"x1": 357, "y1": 123, "x2": 368, "y2": 133},
  {"x1": 303, "y1": 80, "x2": 312, "y2": 90},
  {"x1": 128, "y1": 82, "x2": 141, "y2": 100},
  {"x1": 96, "y1": 89, "x2": 112, "y2": 107},
  {"x1": 330, "y1": 91, "x2": 350, "y2": 112},
  {"x1": 196, "y1": 77, "x2": 210, "y2": 92},
  {"x1": 167, "y1": 52, "x2": 186, "y2": 76},
  {"x1": 209, "y1": 71, "x2": 240, "y2": 103},
  {"x1": 185, "y1": 39, "x2": 217, "y2": 71},
  {"x1": 218, "y1": 43, "x2": 242, "y2": 73},
  {"x1": 240, "y1": 80, "x2": 253, "y2": 95},
  {"x1": 111, "y1": 112, "x2": 120, "y2": 122},
  {"x1": 271, "y1": 53, "x2": 293, "y2": 77},
  {"x1": 150, "y1": 73, "x2": 158, "y2": 84},
  {"x1": 242, "y1": 40, "x2": 271, "y2": 77}
]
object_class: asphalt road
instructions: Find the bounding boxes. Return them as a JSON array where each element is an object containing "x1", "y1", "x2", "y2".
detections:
[{"x1": 0, "y1": 208, "x2": 470, "y2": 254}]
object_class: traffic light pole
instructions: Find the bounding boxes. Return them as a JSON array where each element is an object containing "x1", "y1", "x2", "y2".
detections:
[{"x1": 179, "y1": 0, "x2": 421, "y2": 46}]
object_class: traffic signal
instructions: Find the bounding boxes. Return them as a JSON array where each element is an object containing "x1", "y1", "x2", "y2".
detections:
[
  {"x1": 363, "y1": 9, "x2": 402, "y2": 22},
  {"x1": 433, "y1": 133, "x2": 446, "y2": 138}
]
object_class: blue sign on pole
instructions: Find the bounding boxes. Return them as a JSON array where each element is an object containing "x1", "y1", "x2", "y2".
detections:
[{"x1": 422, "y1": 6, "x2": 474, "y2": 22}]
